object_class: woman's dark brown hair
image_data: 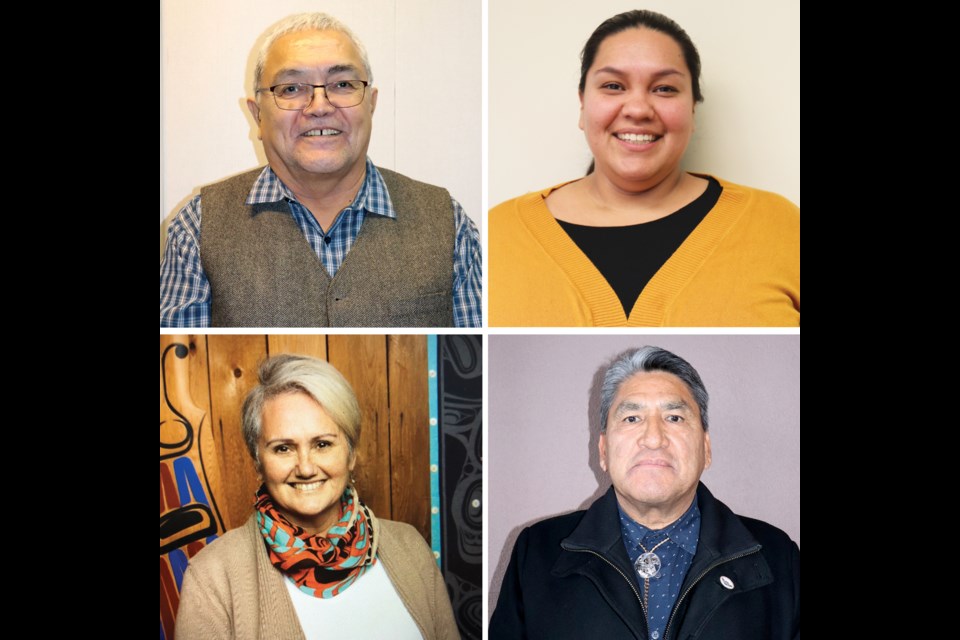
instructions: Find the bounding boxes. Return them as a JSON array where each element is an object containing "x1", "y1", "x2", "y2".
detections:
[
  {"x1": 579, "y1": 9, "x2": 704, "y2": 103},
  {"x1": 580, "y1": 10, "x2": 704, "y2": 174}
]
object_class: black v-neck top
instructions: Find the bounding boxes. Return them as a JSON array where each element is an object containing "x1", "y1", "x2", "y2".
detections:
[{"x1": 556, "y1": 177, "x2": 723, "y2": 316}]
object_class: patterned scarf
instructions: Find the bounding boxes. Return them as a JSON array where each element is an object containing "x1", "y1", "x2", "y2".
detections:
[{"x1": 255, "y1": 484, "x2": 379, "y2": 598}]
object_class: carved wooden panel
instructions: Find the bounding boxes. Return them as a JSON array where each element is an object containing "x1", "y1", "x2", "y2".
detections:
[
  {"x1": 159, "y1": 336, "x2": 227, "y2": 640},
  {"x1": 159, "y1": 334, "x2": 429, "y2": 638}
]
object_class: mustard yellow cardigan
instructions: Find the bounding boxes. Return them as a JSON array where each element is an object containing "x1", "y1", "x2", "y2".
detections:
[{"x1": 489, "y1": 176, "x2": 799, "y2": 327}]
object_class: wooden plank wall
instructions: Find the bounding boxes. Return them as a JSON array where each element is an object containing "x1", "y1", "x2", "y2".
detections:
[{"x1": 161, "y1": 334, "x2": 430, "y2": 540}]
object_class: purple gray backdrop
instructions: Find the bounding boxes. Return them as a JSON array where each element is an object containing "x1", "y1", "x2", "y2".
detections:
[{"x1": 488, "y1": 334, "x2": 800, "y2": 612}]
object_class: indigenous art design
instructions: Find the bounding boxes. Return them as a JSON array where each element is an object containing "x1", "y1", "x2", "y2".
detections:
[
  {"x1": 159, "y1": 339, "x2": 226, "y2": 640},
  {"x1": 439, "y1": 336, "x2": 482, "y2": 639}
]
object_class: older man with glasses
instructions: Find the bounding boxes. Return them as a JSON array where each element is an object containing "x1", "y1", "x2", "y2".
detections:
[{"x1": 160, "y1": 12, "x2": 481, "y2": 328}]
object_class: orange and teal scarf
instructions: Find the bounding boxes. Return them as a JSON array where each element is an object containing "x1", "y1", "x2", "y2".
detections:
[{"x1": 255, "y1": 484, "x2": 379, "y2": 598}]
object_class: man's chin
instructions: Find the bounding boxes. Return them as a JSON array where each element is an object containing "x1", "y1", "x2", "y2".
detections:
[
  {"x1": 270, "y1": 154, "x2": 362, "y2": 184},
  {"x1": 295, "y1": 154, "x2": 364, "y2": 177},
  {"x1": 617, "y1": 481, "x2": 676, "y2": 505}
]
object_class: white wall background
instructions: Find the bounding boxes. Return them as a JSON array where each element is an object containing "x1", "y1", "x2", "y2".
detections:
[
  {"x1": 160, "y1": 0, "x2": 481, "y2": 257},
  {"x1": 488, "y1": 334, "x2": 800, "y2": 612},
  {"x1": 489, "y1": 0, "x2": 799, "y2": 208}
]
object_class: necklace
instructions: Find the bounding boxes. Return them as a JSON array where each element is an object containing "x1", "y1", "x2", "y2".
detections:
[
  {"x1": 635, "y1": 537, "x2": 670, "y2": 612},
  {"x1": 635, "y1": 537, "x2": 669, "y2": 579}
]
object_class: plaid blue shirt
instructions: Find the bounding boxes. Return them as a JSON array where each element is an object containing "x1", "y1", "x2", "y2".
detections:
[
  {"x1": 160, "y1": 158, "x2": 481, "y2": 327},
  {"x1": 619, "y1": 497, "x2": 701, "y2": 640}
]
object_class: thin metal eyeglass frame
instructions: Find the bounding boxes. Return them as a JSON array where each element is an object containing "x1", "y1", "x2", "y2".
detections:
[{"x1": 255, "y1": 81, "x2": 370, "y2": 110}]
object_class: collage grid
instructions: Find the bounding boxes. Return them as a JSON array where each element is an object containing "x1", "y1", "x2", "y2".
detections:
[{"x1": 160, "y1": 2, "x2": 798, "y2": 638}]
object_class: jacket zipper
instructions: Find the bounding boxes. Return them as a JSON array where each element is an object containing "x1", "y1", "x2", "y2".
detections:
[
  {"x1": 567, "y1": 548, "x2": 648, "y2": 635},
  {"x1": 662, "y1": 545, "x2": 762, "y2": 640}
]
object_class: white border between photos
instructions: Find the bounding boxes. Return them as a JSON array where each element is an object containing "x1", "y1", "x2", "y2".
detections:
[
  {"x1": 161, "y1": 1, "x2": 799, "y2": 635},
  {"x1": 481, "y1": 0, "x2": 491, "y2": 630}
]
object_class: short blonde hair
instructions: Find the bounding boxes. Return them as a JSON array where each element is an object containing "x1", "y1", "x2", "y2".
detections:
[{"x1": 241, "y1": 354, "x2": 361, "y2": 469}]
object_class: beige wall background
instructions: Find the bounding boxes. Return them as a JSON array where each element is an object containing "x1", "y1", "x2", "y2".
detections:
[
  {"x1": 488, "y1": 334, "x2": 800, "y2": 612},
  {"x1": 160, "y1": 0, "x2": 481, "y2": 256},
  {"x1": 489, "y1": 0, "x2": 800, "y2": 208}
]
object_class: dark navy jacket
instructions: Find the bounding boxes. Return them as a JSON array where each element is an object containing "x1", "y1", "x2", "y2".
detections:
[{"x1": 490, "y1": 483, "x2": 799, "y2": 639}]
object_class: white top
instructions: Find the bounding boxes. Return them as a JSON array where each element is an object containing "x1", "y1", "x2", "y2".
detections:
[{"x1": 284, "y1": 557, "x2": 425, "y2": 640}]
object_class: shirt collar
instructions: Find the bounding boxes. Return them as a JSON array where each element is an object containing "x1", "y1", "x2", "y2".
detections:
[
  {"x1": 245, "y1": 157, "x2": 397, "y2": 220},
  {"x1": 617, "y1": 496, "x2": 701, "y2": 557}
]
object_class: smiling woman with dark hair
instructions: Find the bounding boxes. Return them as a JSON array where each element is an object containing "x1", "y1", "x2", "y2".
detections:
[{"x1": 489, "y1": 10, "x2": 799, "y2": 328}]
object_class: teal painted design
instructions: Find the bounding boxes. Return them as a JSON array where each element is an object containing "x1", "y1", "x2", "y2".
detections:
[{"x1": 428, "y1": 334, "x2": 441, "y2": 565}]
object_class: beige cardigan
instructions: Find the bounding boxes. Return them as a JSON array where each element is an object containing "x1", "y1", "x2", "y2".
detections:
[{"x1": 175, "y1": 514, "x2": 459, "y2": 639}]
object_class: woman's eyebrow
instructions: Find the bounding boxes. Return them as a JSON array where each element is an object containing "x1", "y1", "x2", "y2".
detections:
[
  {"x1": 592, "y1": 66, "x2": 685, "y2": 78},
  {"x1": 650, "y1": 68, "x2": 684, "y2": 79},
  {"x1": 592, "y1": 66, "x2": 626, "y2": 76},
  {"x1": 264, "y1": 433, "x2": 339, "y2": 446}
]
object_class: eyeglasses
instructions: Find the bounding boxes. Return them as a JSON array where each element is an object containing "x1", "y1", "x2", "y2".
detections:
[{"x1": 257, "y1": 80, "x2": 370, "y2": 110}]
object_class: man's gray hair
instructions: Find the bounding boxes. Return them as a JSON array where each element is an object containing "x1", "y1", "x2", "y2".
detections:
[
  {"x1": 241, "y1": 354, "x2": 361, "y2": 471},
  {"x1": 253, "y1": 12, "x2": 373, "y2": 93},
  {"x1": 599, "y1": 346, "x2": 709, "y2": 433}
]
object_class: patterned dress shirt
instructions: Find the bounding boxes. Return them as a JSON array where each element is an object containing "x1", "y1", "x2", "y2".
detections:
[
  {"x1": 618, "y1": 497, "x2": 701, "y2": 640},
  {"x1": 160, "y1": 158, "x2": 481, "y2": 327}
]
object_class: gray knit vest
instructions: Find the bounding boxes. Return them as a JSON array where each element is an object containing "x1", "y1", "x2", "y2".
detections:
[{"x1": 199, "y1": 167, "x2": 455, "y2": 327}]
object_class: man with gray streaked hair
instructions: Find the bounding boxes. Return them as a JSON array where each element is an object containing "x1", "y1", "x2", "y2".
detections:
[
  {"x1": 491, "y1": 345, "x2": 800, "y2": 639},
  {"x1": 160, "y1": 12, "x2": 481, "y2": 329},
  {"x1": 599, "y1": 346, "x2": 710, "y2": 434}
]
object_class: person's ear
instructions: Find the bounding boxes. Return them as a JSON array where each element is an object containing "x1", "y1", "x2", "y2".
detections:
[
  {"x1": 578, "y1": 90, "x2": 585, "y2": 131},
  {"x1": 598, "y1": 433, "x2": 608, "y2": 472},
  {"x1": 247, "y1": 98, "x2": 263, "y2": 138},
  {"x1": 703, "y1": 431, "x2": 712, "y2": 471}
]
